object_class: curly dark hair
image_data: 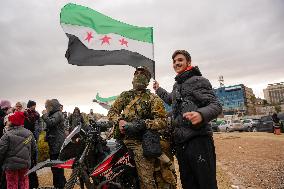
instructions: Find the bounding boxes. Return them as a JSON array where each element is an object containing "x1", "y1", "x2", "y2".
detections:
[{"x1": 172, "y1": 50, "x2": 191, "y2": 62}]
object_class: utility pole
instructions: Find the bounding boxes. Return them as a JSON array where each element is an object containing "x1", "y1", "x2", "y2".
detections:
[{"x1": 218, "y1": 75, "x2": 224, "y2": 87}]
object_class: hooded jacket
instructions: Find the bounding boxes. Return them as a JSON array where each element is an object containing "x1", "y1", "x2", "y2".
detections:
[
  {"x1": 68, "y1": 107, "x2": 84, "y2": 132},
  {"x1": 42, "y1": 99, "x2": 65, "y2": 155},
  {"x1": 156, "y1": 66, "x2": 222, "y2": 144},
  {"x1": 0, "y1": 125, "x2": 36, "y2": 170}
]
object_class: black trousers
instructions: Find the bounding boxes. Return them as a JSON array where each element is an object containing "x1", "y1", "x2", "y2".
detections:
[
  {"x1": 50, "y1": 154, "x2": 66, "y2": 189},
  {"x1": 176, "y1": 136, "x2": 218, "y2": 189},
  {"x1": 29, "y1": 153, "x2": 39, "y2": 189},
  {"x1": 0, "y1": 170, "x2": 6, "y2": 189},
  {"x1": 29, "y1": 172, "x2": 39, "y2": 189}
]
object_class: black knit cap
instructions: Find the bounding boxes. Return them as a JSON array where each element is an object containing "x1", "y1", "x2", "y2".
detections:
[{"x1": 27, "y1": 100, "x2": 36, "y2": 108}]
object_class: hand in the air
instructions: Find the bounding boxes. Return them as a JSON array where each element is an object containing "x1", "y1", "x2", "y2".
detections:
[
  {"x1": 153, "y1": 80, "x2": 160, "y2": 91},
  {"x1": 119, "y1": 120, "x2": 127, "y2": 134}
]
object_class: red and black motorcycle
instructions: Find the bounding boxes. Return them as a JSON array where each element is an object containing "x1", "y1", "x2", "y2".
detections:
[{"x1": 28, "y1": 123, "x2": 140, "y2": 189}]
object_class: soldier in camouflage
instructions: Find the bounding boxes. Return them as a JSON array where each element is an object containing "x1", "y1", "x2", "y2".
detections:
[{"x1": 107, "y1": 67, "x2": 169, "y2": 189}]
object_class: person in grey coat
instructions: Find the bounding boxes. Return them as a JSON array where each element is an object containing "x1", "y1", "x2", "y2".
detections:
[
  {"x1": 153, "y1": 50, "x2": 222, "y2": 189},
  {"x1": 42, "y1": 99, "x2": 66, "y2": 189},
  {"x1": 0, "y1": 111, "x2": 36, "y2": 189}
]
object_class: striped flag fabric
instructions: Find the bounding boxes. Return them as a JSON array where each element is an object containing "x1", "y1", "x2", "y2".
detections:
[{"x1": 60, "y1": 3, "x2": 155, "y2": 77}]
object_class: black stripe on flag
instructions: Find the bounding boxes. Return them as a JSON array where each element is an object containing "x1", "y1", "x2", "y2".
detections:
[{"x1": 65, "y1": 34, "x2": 155, "y2": 78}]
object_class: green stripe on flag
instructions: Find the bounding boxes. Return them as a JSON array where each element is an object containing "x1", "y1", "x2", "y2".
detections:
[
  {"x1": 60, "y1": 3, "x2": 153, "y2": 43},
  {"x1": 96, "y1": 93, "x2": 118, "y2": 103}
]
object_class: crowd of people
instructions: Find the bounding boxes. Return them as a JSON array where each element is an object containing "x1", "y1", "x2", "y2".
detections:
[
  {"x1": 0, "y1": 50, "x2": 222, "y2": 189},
  {"x1": 0, "y1": 99, "x2": 99, "y2": 189}
]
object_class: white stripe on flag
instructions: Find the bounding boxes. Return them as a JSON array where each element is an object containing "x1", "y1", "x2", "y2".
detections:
[{"x1": 61, "y1": 23, "x2": 154, "y2": 61}]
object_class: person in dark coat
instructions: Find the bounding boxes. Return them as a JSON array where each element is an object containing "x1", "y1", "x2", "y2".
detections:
[
  {"x1": 68, "y1": 107, "x2": 84, "y2": 132},
  {"x1": 42, "y1": 99, "x2": 66, "y2": 189},
  {"x1": 24, "y1": 100, "x2": 40, "y2": 141},
  {"x1": 24, "y1": 100, "x2": 40, "y2": 189},
  {"x1": 272, "y1": 113, "x2": 281, "y2": 134},
  {"x1": 153, "y1": 50, "x2": 222, "y2": 189},
  {"x1": 0, "y1": 100, "x2": 12, "y2": 138},
  {"x1": 0, "y1": 100, "x2": 12, "y2": 189},
  {"x1": 0, "y1": 111, "x2": 37, "y2": 189}
]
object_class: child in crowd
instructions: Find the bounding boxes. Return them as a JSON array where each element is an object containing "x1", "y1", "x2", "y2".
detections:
[{"x1": 0, "y1": 111, "x2": 36, "y2": 189}]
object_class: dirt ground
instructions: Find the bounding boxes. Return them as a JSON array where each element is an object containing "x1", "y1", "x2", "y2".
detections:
[
  {"x1": 38, "y1": 132, "x2": 284, "y2": 189},
  {"x1": 214, "y1": 132, "x2": 284, "y2": 189}
]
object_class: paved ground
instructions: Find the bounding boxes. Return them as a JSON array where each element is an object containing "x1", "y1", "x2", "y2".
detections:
[{"x1": 38, "y1": 132, "x2": 284, "y2": 189}]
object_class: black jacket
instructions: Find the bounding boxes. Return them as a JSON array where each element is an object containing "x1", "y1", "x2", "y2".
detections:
[
  {"x1": 0, "y1": 109, "x2": 6, "y2": 138},
  {"x1": 24, "y1": 109, "x2": 41, "y2": 141},
  {"x1": 68, "y1": 113, "x2": 84, "y2": 132},
  {"x1": 156, "y1": 67, "x2": 222, "y2": 144},
  {"x1": 0, "y1": 126, "x2": 36, "y2": 170},
  {"x1": 42, "y1": 99, "x2": 65, "y2": 155}
]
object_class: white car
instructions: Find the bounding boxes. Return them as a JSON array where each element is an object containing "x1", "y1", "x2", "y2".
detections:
[
  {"x1": 230, "y1": 119, "x2": 244, "y2": 131},
  {"x1": 242, "y1": 119, "x2": 260, "y2": 132},
  {"x1": 218, "y1": 120, "x2": 243, "y2": 132},
  {"x1": 218, "y1": 120, "x2": 234, "y2": 132}
]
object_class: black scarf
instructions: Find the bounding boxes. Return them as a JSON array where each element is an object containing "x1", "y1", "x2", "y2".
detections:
[{"x1": 174, "y1": 66, "x2": 202, "y2": 84}]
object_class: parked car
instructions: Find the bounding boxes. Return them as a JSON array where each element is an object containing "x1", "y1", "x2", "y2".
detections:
[
  {"x1": 251, "y1": 115, "x2": 274, "y2": 132},
  {"x1": 243, "y1": 119, "x2": 260, "y2": 132},
  {"x1": 278, "y1": 113, "x2": 284, "y2": 121},
  {"x1": 218, "y1": 120, "x2": 233, "y2": 132},
  {"x1": 230, "y1": 120, "x2": 244, "y2": 131},
  {"x1": 218, "y1": 119, "x2": 244, "y2": 132},
  {"x1": 277, "y1": 113, "x2": 284, "y2": 132},
  {"x1": 210, "y1": 120, "x2": 223, "y2": 132}
]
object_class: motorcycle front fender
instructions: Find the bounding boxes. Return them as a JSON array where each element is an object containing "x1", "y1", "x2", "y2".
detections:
[{"x1": 27, "y1": 158, "x2": 74, "y2": 175}]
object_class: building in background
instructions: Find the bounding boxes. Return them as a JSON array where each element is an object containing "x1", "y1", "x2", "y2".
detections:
[
  {"x1": 263, "y1": 82, "x2": 284, "y2": 105},
  {"x1": 214, "y1": 84, "x2": 256, "y2": 115},
  {"x1": 243, "y1": 85, "x2": 256, "y2": 115},
  {"x1": 255, "y1": 105, "x2": 275, "y2": 115},
  {"x1": 255, "y1": 97, "x2": 265, "y2": 106}
]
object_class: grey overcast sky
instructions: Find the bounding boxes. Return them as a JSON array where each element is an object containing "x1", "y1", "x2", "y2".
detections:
[{"x1": 1, "y1": 0, "x2": 284, "y2": 114}]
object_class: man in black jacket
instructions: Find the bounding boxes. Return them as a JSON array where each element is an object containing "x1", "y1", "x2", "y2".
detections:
[
  {"x1": 153, "y1": 50, "x2": 222, "y2": 189},
  {"x1": 24, "y1": 100, "x2": 40, "y2": 189},
  {"x1": 68, "y1": 107, "x2": 84, "y2": 133},
  {"x1": 24, "y1": 100, "x2": 40, "y2": 141}
]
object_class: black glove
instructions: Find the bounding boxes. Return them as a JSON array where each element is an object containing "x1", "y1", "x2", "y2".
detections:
[
  {"x1": 182, "y1": 119, "x2": 192, "y2": 127},
  {"x1": 182, "y1": 118, "x2": 203, "y2": 130},
  {"x1": 124, "y1": 120, "x2": 146, "y2": 139}
]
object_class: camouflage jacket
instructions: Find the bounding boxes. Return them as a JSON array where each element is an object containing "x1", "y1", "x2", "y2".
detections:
[{"x1": 107, "y1": 89, "x2": 167, "y2": 139}]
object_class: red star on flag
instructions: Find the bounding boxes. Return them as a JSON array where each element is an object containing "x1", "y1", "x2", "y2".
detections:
[
  {"x1": 100, "y1": 35, "x2": 111, "y2": 45},
  {"x1": 84, "y1": 32, "x2": 93, "y2": 43},
  {"x1": 119, "y1": 38, "x2": 128, "y2": 47}
]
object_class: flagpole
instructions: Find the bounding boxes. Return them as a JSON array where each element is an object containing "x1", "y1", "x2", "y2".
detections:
[
  {"x1": 152, "y1": 27, "x2": 155, "y2": 80},
  {"x1": 153, "y1": 47, "x2": 155, "y2": 80}
]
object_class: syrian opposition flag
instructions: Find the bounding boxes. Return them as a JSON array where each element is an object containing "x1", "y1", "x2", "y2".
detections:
[{"x1": 60, "y1": 3, "x2": 155, "y2": 77}]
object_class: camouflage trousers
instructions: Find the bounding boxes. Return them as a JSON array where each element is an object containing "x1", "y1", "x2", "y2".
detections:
[
  {"x1": 124, "y1": 140, "x2": 157, "y2": 189},
  {"x1": 155, "y1": 159, "x2": 176, "y2": 189},
  {"x1": 155, "y1": 139, "x2": 177, "y2": 189}
]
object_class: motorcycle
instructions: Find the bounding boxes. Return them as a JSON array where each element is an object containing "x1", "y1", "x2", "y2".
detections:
[{"x1": 28, "y1": 122, "x2": 140, "y2": 189}]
